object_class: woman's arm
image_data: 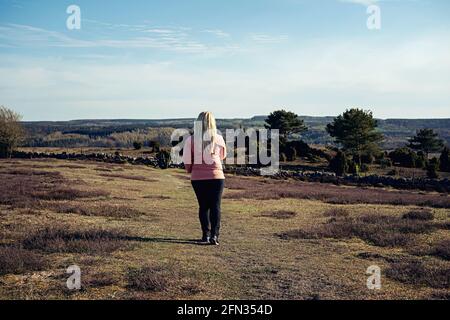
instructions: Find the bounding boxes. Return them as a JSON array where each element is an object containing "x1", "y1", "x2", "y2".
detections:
[
  {"x1": 219, "y1": 136, "x2": 227, "y2": 161},
  {"x1": 182, "y1": 136, "x2": 193, "y2": 173}
]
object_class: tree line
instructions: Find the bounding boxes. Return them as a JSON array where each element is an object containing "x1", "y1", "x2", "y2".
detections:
[
  {"x1": 1, "y1": 105, "x2": 449, "y2": 178},
  {"x1": 264, "y1": 108, "x2": 449, "y2": 178}
]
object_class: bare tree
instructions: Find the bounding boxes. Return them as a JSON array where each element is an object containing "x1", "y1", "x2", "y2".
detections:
[{"x1": 0, "y1": 106, "x2": 24, "y2": 158}]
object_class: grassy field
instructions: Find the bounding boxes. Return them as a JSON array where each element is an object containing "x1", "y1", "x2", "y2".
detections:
[{"x1": 0, "y1": 158, "x2": 449, "y2": 300}]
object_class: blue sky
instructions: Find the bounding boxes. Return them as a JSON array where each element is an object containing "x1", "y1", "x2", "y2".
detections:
[{"x1": 0, "y1": 0, "x2": 449, "y2": 120}]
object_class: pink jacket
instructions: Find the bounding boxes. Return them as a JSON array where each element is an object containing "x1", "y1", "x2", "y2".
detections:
[{"x1": 182, "y1": 135, "x2": 226, "y2": 180}]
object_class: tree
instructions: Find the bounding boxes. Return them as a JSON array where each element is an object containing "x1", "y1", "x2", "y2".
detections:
[
  {"x1": 408, "y1": 128, "x2": 444, "y2": 157},
  {"x1": 0, "y1": 106, "x2": 24, "y2": 158},
  {"x1": 326, "y1": 108, "x2": 383, "y2": 166},
  {"x1": 265, "y1": 109, "x2": 307, "y2": 144},
  {"x1": 439, "y1": 147, "x2": 450, "y2": 172}
]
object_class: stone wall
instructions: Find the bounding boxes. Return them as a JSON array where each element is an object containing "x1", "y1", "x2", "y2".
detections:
[{"x1": 11, "y1": 151, "x2": 450, "y2": 193}]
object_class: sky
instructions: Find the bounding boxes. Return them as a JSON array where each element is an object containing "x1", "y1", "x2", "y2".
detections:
[{"x1": 0, "y1": 0, "x2": 449, "y2": 121}]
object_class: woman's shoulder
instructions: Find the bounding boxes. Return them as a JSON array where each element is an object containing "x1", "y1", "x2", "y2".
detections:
[
  {"x1": 184, "y1": 135, "x2": 192, "y2": 144},
  {"x1": 216, "y1": 134, "x2": 225, "y2": 145}
]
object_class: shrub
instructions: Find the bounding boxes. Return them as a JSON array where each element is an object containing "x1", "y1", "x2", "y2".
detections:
[
  {"x1": 0, "y1": 245, "x2": 46, "y2": 275},
  {"x1": 127, "y1": 266, "x2": 168, "y2": 292},
  {"x1": 133, "y1": 141, "x2": 143, "y2": 150},
  {"x1": 156, "y1": 150, "x2": 171, "y2": 169},
  {"x1": 439, "y1": 147, "x2": 450, "y2": 172},
  {"x1": 379, "y1": 158, "x2": 392, "y2": 169},
  {"x1": 415, "y1": 151, "x2": 427, "y2": 169},
  {"x1": 386, "y1": 168, "x2": 399, "y2": 176},
  {"x1": 388, "y1": 147, "x2": 418, "y2": 168},
  {"x1": 347, "y1": 161, "x2": 360, "y2": 175},
  {"x1": 402, "y1": 210, "x2": 434, "y2": 221},
  {"x1": 285, "y1": 146, "x2": 297, "y2": 161},
  {"x1": 22, "y1": 227, "x2": 130, "y2": 254},
  {"x1": 48, "y1": 202, "x2": 144, "y2": 218},
  {"x1": 279, "y1": 213, "x2": 445, "y2": 248},
  {"x1": 360, "y1": 163, "x2": 370, "y2": 173},
  {"x1": 431, "y1": 240, "x2": 450, "y2": 260},
  {"x1": 224, "y1": 175, "x2": 450, "y2": 208},
  {"x1": 323, "y1": 208, "x2": 349, "y2": 217},
  {"x1": 84, "y1": 272, "x2": 118, "y2": 288},
  {"x1": 329, "y1": 150, "x2": 348, "y2": 176},
  {"x1": 260, "y1": 210, "x2": 297, "y2": 219},
  {"x1": 386, "y1": 260, "x2": 449, "y2": 289},
  {"x1": 426, "y1": 158, "x2": 439, "y2": 179}
]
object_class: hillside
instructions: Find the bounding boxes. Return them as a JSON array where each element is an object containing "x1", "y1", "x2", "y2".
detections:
[{"x1": 22, "y1": 116, "x2": 450, "y2": 150}]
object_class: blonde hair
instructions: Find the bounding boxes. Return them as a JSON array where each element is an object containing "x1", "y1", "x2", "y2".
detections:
[{"x1": 195, "y1": 111, "x2": 217, "y2": 154}]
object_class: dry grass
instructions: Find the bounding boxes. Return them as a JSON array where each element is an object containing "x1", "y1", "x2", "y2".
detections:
[{"x1": 1, "y1": 159, "x2": 449, "y2": 299}]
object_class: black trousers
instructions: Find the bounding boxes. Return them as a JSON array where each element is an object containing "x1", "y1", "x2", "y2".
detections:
[{"x1": 191, "y1": 179, "x2": 224, "y2": 238}]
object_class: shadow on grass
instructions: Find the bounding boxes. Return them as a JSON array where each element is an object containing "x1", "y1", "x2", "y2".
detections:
[{"x1": 125, "y1": 236, "x2": 208, "y2": 246}]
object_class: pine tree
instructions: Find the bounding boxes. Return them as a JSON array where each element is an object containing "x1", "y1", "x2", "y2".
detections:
[
  {"x1": 408, "y1": 128, "x2": 444, "y2": 157},
  {"x1": 326, "y1": 108, "x2": 383, "y2": 166}
]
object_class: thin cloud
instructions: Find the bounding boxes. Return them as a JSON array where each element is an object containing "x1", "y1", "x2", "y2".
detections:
[
  {"x1": 0, "y1": 23, "x2": 239, "y2": 54},
  {"x1": 250, "y1": 34, "x2": 289, "y2": 44},
  {"x1": 202, "y1": 29, "x2": 231, "y2": 38}
]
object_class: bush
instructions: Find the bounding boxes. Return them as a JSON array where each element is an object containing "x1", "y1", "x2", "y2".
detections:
[
  {"x1": 426, "y1": 158, "x2": 439, "y2": 179},
  {"x1": 285, "y1": 146, "x2": 297, "y2": 161},
  {"x1": 348, "y1": 161, "x2": 360, "y2": 175},
  {"x1": 0, "y1": 246, "x2": 46, "y2": 275},
  {"x1": 133, "y1": 141, "x2": 143, "y2": 150},
  {"x1": 439, "y1": 147, "x2": 450, "y2": 172},
  {"x1": 360, "y1": 153, "x2": 375, "y2": 164},
  {"x1": 387, "y1": 168, "x2": 399, "y2": 176},
  {"x1": 415, "y1": 151, "x2": 427, "y2": 169},
  {"x1": 127, "y1": 266, "x2": 168, "y2": 292},
  {"x1": 388, "y1": 147, "x2": 418, "y2": 168},
  {"x1": 402, "y1": 210, "x2": 434, "y2": 221},
  {"x1": 360, "y1": 163, "x2": 370, "y2": 173},
  {"x1": 22, "y1": 227, "x2": 130, "y2": 254},
  {"x1": 329, "y1": 150, "x2": 348, "y2": 176},
  {"x1": 379, "y1": 158, "x2": 392, "y2": 169},
  {"x1": 156, "y1": 150, "x2": 171, "y2": 169}
]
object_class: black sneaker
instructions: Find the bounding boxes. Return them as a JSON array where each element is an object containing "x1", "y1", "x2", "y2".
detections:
[
  {"x1": 210, "y1": 236, "x2": 219, "y2": 246},
  {"x1": 201, "y1": 235, "x2": 210, "y2": 243}
]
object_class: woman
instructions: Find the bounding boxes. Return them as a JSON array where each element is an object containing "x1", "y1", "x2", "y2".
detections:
[{"x1": 183, "y1": 111, "x2": 226, "y2": 245}]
